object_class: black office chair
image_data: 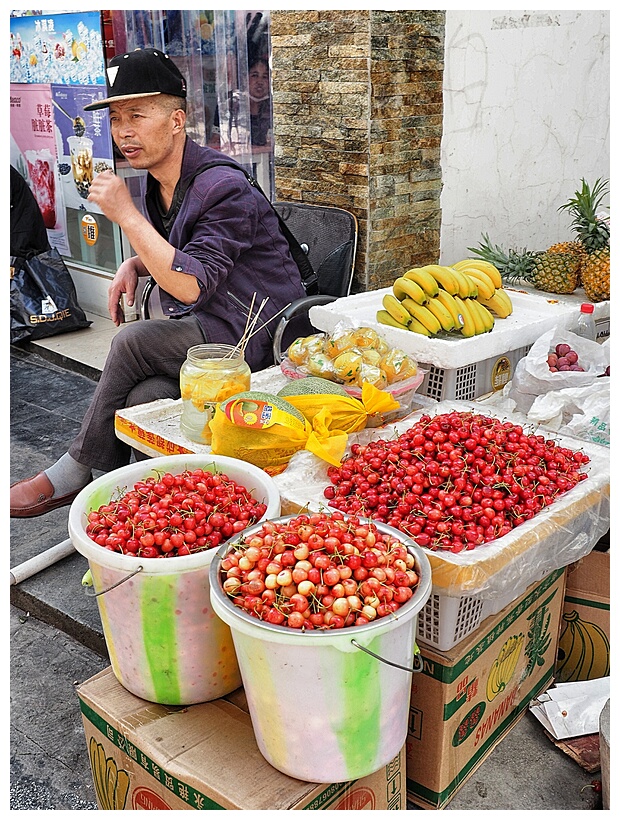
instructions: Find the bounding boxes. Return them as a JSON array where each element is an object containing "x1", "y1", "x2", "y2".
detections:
[
  {"x1": 270, "y1": 201, "x2": 358, "y2": 363},
  {"x1": 138, "y1": 201, "x2": 358, "y2": 364}
]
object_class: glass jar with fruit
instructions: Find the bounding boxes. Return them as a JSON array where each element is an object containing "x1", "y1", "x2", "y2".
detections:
[{"x1": 180, "y1": 344, "x2": 251, "y2": 444}]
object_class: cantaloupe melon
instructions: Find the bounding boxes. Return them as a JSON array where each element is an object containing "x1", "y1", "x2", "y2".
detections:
[{"x1": 278, "y1": 377, "x2": 349, "y2": 398}]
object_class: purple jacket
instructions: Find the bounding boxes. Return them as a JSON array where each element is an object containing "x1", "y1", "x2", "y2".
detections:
[{"x1": 144, "y1": 138, "x2": 305, "y2": 371}]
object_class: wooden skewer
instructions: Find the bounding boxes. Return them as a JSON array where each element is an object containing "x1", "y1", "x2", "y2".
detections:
[{"x1": 224, "y1": 296, "x2": 292, "y2": 359}]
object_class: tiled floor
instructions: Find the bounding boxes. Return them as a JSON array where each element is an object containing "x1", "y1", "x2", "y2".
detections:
[{"x1": 29, "y1": 311, "x2": 123, "y2": 374}]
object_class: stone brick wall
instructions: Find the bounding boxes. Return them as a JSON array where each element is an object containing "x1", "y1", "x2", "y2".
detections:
[{"x1": 270, "y1": 10, "x2": 445, "y2": 291}]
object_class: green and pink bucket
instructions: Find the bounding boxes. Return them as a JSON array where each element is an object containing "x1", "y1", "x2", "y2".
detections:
[
  {"x1": 209, "y1": 515, "x2": 432, "y2": 783},
  {"x1": 68, "y1": 454, "x2": 280, "y2": 706}
]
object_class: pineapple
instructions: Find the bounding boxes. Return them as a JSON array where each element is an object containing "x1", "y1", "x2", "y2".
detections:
[
  {"x1": 546, "y1": 241, "x2": 587, "y2": 288},
  {"x1": 559, "y1": 178, "x2": 610, "y2": 302},
  {"x1": 469, "y1": 234, "x2": 580, "y2": 294}
]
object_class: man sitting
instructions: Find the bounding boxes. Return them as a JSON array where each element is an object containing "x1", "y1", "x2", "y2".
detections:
[{"x1": 10, "y1": 47, "x2": 306, "y2": 518}]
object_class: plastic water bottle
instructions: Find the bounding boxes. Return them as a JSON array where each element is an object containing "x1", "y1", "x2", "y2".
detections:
[{"x1": 576, "y1": 303, "x2": 596, "y2": 341}]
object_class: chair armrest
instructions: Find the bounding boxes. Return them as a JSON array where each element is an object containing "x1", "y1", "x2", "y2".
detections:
[
  {"x1": 139, "y1": 277, "x2": 157, "y2": 321},
  {"x1": 272, "y1": 294, "x2": 337, "y2": 364}
]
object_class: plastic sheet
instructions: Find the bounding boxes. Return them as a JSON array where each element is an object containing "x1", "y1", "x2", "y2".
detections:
[{"x1": 273, "y1": 399, "x2": 610, "y2": 600}]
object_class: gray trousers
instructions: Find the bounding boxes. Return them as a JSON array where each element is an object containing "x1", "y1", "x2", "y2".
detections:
[{"x1": 68, "y1": 314, "x2": 205, "y2": 472}]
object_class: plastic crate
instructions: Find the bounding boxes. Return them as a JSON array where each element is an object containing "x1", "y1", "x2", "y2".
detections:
[
  {"x1": 416, "y1": 564, "x2": 550, "y2": 652},
  {"x1": 416, "y1": 590, "x2": 514, "y2": 652},
  {"x1": 418, "y1": 345, "x2": 532, "y2": 402}
]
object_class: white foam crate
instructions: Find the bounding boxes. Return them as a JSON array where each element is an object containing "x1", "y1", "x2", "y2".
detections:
[
  {"x1": 308, "y1": 286, "x2": 601, "y2": 372},
  {"x1": 504, "y1": 285, "x2": 610, "y2": 342},
  {"x1": 274, "y1": 400, "x2": 610, "y2": 653}
]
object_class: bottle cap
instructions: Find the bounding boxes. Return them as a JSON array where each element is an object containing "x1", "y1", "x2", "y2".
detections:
[{"x1": 580, "y1": 303, "x2": 594, "y2": 314}]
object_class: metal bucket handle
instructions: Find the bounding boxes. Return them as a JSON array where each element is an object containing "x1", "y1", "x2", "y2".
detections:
[
  {"x1": 84, "y1": 566, "x2": 144, "y2": 597},
  {"x1": 351, "y1": 639, "x2": 423, "y2": 673}
]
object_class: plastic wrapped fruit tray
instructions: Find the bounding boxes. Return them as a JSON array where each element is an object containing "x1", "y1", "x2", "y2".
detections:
[
  {"x1": 280, "y1": 357, "x2": 427, "y2": 424},
  {"x1": 272, "y1": 399, "x2": 610, "y2": 650}
]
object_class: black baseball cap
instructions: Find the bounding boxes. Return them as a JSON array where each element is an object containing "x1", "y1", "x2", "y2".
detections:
[{"x1": 83, "y1": 48, "x2": 187, "y2": 111}]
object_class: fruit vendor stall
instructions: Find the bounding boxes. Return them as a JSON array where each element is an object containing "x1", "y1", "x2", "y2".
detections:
[{"x1": 75, "y1": 220, "x2": 609, "y2": 809}]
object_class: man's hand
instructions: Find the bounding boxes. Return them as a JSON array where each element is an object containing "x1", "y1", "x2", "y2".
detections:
[
  {"x1": 87, "y1": 170, "x2": 138, "y2": 226},
  {"x1": 108, "y1": 258, "x2": 142, "y2": 326}
]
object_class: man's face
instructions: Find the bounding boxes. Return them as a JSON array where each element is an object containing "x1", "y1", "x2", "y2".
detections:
[{"x1": 108, "y1": 97, "x2": 181, "y2": 170}]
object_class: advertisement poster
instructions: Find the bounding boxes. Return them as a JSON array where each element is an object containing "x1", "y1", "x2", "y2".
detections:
[
  {"x1": 51, "y1": 84, "x2": 114, "y2": 216},
  {"x1": 10, "y1": 11, "x2": 114, "y2": 258},
  {"x1": 10, "y1": 83, "x2": 70, "y2": 255},
  {"x1": 10, "y1": 11, "x2": 106, "y2": 86}
]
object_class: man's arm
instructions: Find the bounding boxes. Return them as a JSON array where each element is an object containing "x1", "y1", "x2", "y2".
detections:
[{"x1": 87, "y1": 170, "x2": 201, "y2": 306}]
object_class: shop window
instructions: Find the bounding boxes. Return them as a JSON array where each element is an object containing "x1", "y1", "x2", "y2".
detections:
[{"x1": 109, "y1": 9, "x2": 274, "y2": 197}]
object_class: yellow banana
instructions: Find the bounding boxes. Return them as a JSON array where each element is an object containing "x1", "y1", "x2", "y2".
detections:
[
  {"x1": 479, "y1": 291, "x2": 512, "y2": 319},
  {"x1": 382, "y1": 293, "x2": 414, "y2": 327},
  {"x1": 449, "y1": 266, "x2": 476, "y2": 299},
  {"x1": 486, "y1": 634, "x2": 524, "y2": 701},
  {"x1": 408, "y1": 316, "x2": 433, "y2": 337},
  {"x1": 493, "y1": 287, "x2": 514, "y2": 316},
  {"x1": 556, "y1": 610, "x2": 610, "y2": 682},
  {"x1": 472, "y1": 298, "x2": 495, "y2": 331},
  {"x1": 424, "y1": 295, "x2": 456, "y2": 332},
  {"x1": 401, "y1": 298, "x2": 442, "y2": 334},
  {"x1": 464, "y1": 273, "x2": 479, "y2": 298},
  {"x1": 392, "y1": 276, "x2": 428, "y2": 304},
  {"x1": 420, "y1": 264, "x2": 460, "y2": 295},
  {"x1": 403, "y1": 267, "x2": 440, "y2": 298},
  {"x1": 466, "y1": 297, "x2": 487, "y2": 334},
  {"x1": 435, "y1": 288, "x2": 464, "y2": 329},
  {"x1": 376, "y1": 309, "x2": 411, "y2": 331},
  {"x1": 460, "y1": 268, "x2": 496, "y2": 300},
  {"x1": 453, "y1": 295, "x2": 477, "y2": 337},
  {"x1": 453, "y1": 258, "x2": 503, "y2": 289}
]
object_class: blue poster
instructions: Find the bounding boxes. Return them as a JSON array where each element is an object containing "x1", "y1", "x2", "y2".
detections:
[
  {"x1": 10, "y1": 11, "x2": 106, "y2": 86},
  {"x1": 51, "y1": 85, "x2": 113, "y2": 163}
]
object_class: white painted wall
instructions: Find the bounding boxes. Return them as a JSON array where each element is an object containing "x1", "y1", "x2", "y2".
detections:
[{"x1": 439, "y1": 9, "x2": 610, "y2": 264}]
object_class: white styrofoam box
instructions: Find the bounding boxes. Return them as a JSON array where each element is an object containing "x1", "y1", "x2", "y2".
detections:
[
  {"x1": 273, "y1": 399, "x2": 610, "y2": 602},
  {"x1": 503, "y1": 285, "x2": 610, "y2": 342},
  {"x1": 308, "y1": 287, "x2": 600, "y2": 371}
]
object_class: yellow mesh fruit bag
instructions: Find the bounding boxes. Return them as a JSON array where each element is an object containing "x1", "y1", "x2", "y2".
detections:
[
  {"x1": 282, "y1": 382, "x2": 400, "y2": 434},
  {"x1": 209, "y1": 391, "x2": 348, "y2": 476}
]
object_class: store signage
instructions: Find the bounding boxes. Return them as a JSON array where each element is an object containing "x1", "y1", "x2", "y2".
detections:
[{"x1": 81, "y1": 213, "x2": 99, "y2": 246}]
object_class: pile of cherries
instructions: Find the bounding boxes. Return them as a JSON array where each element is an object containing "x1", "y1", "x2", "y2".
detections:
[
  {"x1": 218, "y1": 511, "x2": 421, "y2": 630},
  {"x1": 85, "y1": 468, "x2": 268, "y2": 558},
  {"x1": 323, "y1": 411, "x2": 590, "y2": 553}
]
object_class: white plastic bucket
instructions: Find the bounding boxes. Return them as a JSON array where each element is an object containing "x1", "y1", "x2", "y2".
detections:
[
  {"x1": 68, "y1": 454, "x2": 280, "y2": 705},
  {"x1": 210, "y1": 516, "x2": 432, "y2": 782}
]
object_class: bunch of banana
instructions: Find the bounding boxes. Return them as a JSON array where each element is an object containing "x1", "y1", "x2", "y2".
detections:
[
  {"x1": 556, "y1": 610, "x2": 610, "y2": 682},
  {"x1": 486, "y1": 633, "x2": 524, "y2": 702},
  {"x1": 450, "y1": 258, "x2": 514, "y2": 319},
  {"x1": 377, "y1": 264, "x2": 501, "y2": 338},
  {"x1": 89, "y1": 737, "x2": 130, "y2": 810}
]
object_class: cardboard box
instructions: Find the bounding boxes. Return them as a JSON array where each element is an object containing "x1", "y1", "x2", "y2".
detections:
[
  {"x1": 77, "y1": 668, "x2": 406, "y2": 810},
  {"x1": 406, "y1": 568, "x2": 566, "y2": 810},
  {"x1": 556, "y1": 549, "x2": 610, "y2": 682}
]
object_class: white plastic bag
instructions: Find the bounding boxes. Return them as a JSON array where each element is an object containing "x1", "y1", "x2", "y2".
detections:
[
  {"x1": 527, "y1": 381, "x2": 610, "y2": 446},
  {"x1": 509, "y1": 328, "x2": 609, "y2": 413}
]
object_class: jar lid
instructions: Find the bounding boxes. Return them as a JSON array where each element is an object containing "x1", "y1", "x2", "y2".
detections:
[{"x1": 580, "y1": 303, "x2": 594, "y2": 314}]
